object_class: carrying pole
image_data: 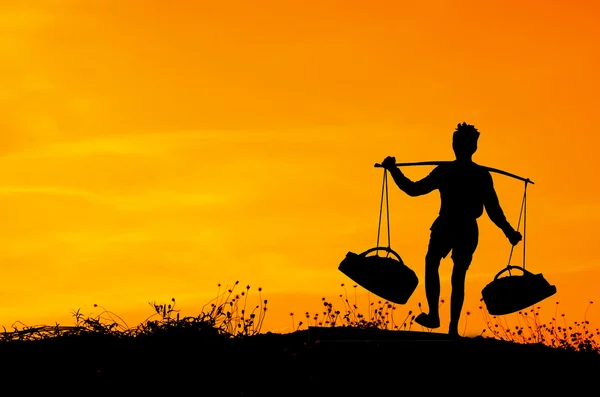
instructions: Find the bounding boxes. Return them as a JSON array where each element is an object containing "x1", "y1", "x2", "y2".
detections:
[{"x1": 374, "y1": 161, "x2": 534, "y2": 185}]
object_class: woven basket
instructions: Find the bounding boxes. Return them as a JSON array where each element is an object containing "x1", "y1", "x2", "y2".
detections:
[{"x1": 338, "y1": 247, "x2": 418, "y2": 305}]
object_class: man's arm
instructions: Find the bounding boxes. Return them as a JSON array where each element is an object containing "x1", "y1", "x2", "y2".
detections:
[
  {"x1": 483, "y1": 171, "x2": 515, "y2": 237},
  {"x1": 387, "y1": 166, "x2": 440, "y2": 197}
]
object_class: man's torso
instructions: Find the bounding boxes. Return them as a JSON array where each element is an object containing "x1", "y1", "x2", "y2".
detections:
[{"x1": 434, "y1": 160, "x2": 491, "y2": 224}]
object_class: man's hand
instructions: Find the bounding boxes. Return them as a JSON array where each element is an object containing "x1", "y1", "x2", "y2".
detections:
[
  {"x1": 507, "y1": 230, "x2": 522, "y2": 246},
  {"x1": 381, "y1": 156, "x2": 397, "y2": 171}
]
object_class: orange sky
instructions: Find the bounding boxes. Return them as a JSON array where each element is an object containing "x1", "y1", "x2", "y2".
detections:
[{"x1": 1, "y1": 0, "x2": 599, "y2": 336}]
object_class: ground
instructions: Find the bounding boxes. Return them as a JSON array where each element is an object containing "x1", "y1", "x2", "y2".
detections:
[{"x1": 0, "y1": 327, "x2": 597, "y2": 395}]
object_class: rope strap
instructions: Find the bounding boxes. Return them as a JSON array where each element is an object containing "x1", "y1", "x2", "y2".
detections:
[
  {"x1": 507, "y1": 180, "x2": 529, "y2": 272},
  {"x1": 376, "y1": 169, "x2": 392, "y2": 255}
]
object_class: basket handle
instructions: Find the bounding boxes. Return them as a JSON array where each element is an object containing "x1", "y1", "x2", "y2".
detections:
[
  {"x1": 360, "y1": 246, "x2": 402, "y2": 262},
  {"x1": 494, "y1": 265, "x2": 534, "y2": 280}
]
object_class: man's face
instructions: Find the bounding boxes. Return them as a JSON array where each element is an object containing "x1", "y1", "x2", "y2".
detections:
[{"x1": 452, "y1": 138, "x2": 477, "y2": 158}]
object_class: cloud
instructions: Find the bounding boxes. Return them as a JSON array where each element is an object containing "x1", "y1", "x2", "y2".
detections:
[
  {"x1": 0, "y1": 185, "x2": 99, "y2": 198},
  {"x1": 2, "y1": 133, "x2": 173, "y2": 160},
  {"x1": 0, "y1": 5, "x2": 55, "y2": 42},
  {"x1": 0, "y1": 184, "x2": 229, "y2": 213}
]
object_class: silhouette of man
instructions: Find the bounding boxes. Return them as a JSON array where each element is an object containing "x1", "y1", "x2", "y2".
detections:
[{"x1": 381, "y1": 122, "x2": 522, "y2": 337}]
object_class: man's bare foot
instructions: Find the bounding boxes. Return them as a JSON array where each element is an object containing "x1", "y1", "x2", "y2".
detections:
[{"x1": 414, "y1": 313, "x2": 440, "y2": 329}]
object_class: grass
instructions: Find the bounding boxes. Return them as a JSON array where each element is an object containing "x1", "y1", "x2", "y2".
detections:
[
  {"x1": 0, "y1": 280, "x2": 267, "y2": 342},
  {"x1": 0, "y1": 281, "x2": 597, "y2": 394},
  {"x1": 288, "y1": 283, "x2": 600, "y2": 354},
  {"x1": 480, "y1": 300, "x2": 599, "y2": 353},
  {"x1": 1, "y1": 281, "x2": 598, "y2": 355}
]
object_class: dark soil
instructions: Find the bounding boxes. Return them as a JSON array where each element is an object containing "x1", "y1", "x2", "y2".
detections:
[{"x1": 0, "y1": 327, "x2": 597, "y2": 395}]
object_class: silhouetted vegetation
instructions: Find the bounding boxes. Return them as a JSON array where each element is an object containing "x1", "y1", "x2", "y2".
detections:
[
  {"x1": 287, "y1": 283, "x2": 600, "y2": 354},
  {"x1": 0, "y1": 281, "x2": 597, "y2": 394},
  {"x1": 1, "y1": 281, "x2": 267, "y2": 343},
  {"x1": 4, "y1": 282, "x2": 595, "y2": 354}
]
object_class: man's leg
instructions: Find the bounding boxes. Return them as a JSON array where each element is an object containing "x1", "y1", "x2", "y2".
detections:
[
  {"x1": 448, "y1": 256, "x2": 471, "y2": 336},
  {"x1": 414, "y1": 249, "x2": 444, "y2": 329},
  {"x1": 449, "y1": 222, "x2": 478, "y2": 336},
  {"x1": 425, "y1": 250, "x2": 443, "y2": 321}
]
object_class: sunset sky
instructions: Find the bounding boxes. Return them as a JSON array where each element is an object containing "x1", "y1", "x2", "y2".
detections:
[{"x1": 1, "y1": 0, "x2": 599, "y2": 336}]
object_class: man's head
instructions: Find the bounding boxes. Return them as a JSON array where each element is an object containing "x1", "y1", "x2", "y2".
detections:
[{"x1": 452, "y1": 122, "x2": 480, "y2": 160}]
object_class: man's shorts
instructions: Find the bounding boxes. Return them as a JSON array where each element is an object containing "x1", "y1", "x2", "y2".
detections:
[{"x1": 427, "y1": 217, "x2": 479, "y2": 267}]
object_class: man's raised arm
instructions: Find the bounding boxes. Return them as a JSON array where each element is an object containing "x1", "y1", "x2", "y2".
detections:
[{"x1": 386, "y1": 165, "x2": 440, "y2": 197}]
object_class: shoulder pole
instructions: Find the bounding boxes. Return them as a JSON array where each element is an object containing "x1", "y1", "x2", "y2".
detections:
[{"x1": 373, "y1": 161, "x2": 534, "y2": 185}]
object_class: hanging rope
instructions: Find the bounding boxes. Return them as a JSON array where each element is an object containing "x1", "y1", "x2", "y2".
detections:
[
  {"x1": 523, "y1": 180, "x2": 527, "y2": 270},
  {"x1": 385, "y1": 169, "x2": 391, "y2": 253},
  {"x1": 507, "y1": 180, "x2": 529, "y2": 272},
  {"x1": 376, "y1": 169, "x2": 392, "y2": 256}
]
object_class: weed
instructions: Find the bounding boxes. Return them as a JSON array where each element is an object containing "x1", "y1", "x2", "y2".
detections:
[
  {"x1": 0, "y1": 281, "x2": 267, "y2": 343},
  {"x1": 480, "y1": 300, "x2": 599, "y2": 353},
  {"x1": 0, "y1": 282, "x2": 596, "y2": 356}
]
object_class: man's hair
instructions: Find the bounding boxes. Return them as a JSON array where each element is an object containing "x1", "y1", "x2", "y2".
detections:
[{"x1": 453, "y1": 122, "x2": 480, "y2": 143}]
